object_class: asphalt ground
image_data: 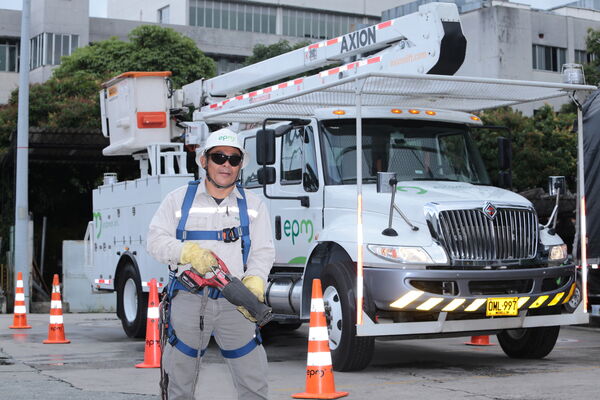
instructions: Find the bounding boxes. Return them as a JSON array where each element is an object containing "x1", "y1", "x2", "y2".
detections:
[{"x1": 1, "y1": 313, "x2": 599, "y2": 399}]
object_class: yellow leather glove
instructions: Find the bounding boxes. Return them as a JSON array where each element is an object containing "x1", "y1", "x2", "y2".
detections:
[
  {"x1": 242, "y1": 275, "x2": 265, "y2": 302},
  {"x1": 237, "y1": 306, "x2": 257, "y2": 322},
  {"x1": 179, "y1": 242, "x2": 217, "y2": 275}
]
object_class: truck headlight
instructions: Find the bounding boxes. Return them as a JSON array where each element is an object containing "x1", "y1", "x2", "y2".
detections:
[
  {"x1": 548, "y1": 244, "x2": 568, "y2": 262},
  {"x1": 367, "y1": 245, "x2": 447, "y2": 264}
]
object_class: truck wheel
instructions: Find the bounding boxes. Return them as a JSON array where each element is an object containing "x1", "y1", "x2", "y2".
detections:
[
  {"x1": 116, "y1": 262, "x2": 148, "y2": 338},
  {"x1": 321, "y1": 261, "x2": 374, "y2": 371},
  {"x1": 497, "y1": 326, "x2": 560, "y2": 359}
]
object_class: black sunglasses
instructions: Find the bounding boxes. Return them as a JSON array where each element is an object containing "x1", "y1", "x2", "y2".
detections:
[{"x1": 208, "y1": 152, "x2": 243, "y2": 167}]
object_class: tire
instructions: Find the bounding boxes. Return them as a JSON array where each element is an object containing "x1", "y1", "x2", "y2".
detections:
[
  {"x1": 497, "y1": 326, "x2": 560, "y2": 359},
  {"x1": 116, "y1": 262, "x2": 148, "y2": 338},
  {"x1": 321, "y1": 261, "x2": 375, "y2": 371}
]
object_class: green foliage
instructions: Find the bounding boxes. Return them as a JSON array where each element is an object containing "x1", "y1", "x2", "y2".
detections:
[
  {"x1": 55, "y1": 25, "x2": 215, "y2": 88},
  {"x1": 473, "y1": 105, "x2": 577, "y2": 192},
  {"x1": 0, "y1": 25, "x2": 216, "y2": 270},
  {"x1": 585, "y1": 28, "x2": 600, "y2": 86},
  {"x1": 244, "y1": 39, "x2": 309, "y2": 66}
]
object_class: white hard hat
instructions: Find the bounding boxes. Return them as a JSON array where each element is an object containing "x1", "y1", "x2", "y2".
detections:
[{"x1": 199, "y1": 127, "x2": 249, "y2": 168}]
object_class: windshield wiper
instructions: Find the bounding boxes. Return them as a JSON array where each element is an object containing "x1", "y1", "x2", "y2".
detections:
[{"x1": 412, "y1": 178, "x2": 460, "y2": 182}]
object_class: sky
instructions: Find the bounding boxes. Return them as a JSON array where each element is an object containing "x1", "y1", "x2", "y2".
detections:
[{"x1": 0, "y1": 0, "x2": 582, "y2": 16}]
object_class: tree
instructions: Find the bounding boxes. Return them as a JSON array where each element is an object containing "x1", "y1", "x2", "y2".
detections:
[
  {"x1": 0, "y1": 25, "x2": 216, "y2": 150},
  {"x1": 0, "y1": 25, "x2": 216, "y2": 280},
  {"x1": 584, "y1": 28, "x2": 600, "y2": 86},
  {"x1": 473, "y1": 105, "x2": 577, "y2": 192},
  {"x1": 244, "y1": 39, "x2": 309, "y2": 66}
]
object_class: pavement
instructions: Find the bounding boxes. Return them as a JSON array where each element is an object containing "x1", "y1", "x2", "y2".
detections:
[{"x1": 1, "y1": 313, "x2": 599, "y2": 399}]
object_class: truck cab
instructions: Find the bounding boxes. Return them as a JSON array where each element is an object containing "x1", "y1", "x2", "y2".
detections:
[{"x1": 238, "y1": 106, "x2": 575, "y2": 370}]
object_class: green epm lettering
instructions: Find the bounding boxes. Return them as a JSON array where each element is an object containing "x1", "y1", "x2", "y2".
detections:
[
  {"x1": 93, "y1": 212, "x2": 102, "y2": 238},
  {"x1": 283, "y1": 219, "x2": 314, "y2": 245}
]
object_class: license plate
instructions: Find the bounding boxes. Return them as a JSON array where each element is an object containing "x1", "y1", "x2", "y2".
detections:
[{"x1": 486, "y1": 297, "x2": 519, "y2": 316}]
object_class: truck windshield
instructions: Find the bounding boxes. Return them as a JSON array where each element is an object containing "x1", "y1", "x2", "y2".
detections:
[{"x1": 320, "y1": 118, "x2": 491, "y2": 185}]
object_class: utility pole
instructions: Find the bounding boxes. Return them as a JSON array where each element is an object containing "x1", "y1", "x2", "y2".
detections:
[{"x1": 15, "y1": 0, "x2": 31, "y2": 302}]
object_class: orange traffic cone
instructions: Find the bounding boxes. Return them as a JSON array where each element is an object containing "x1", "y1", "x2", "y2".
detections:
[
  {"x1": 10, "y1": 272, "x2": 31, "y2": 329},
  {"x1": 292, "y1": 279, "x2": 348, "y2": 399},
  {"x1": 465, "y1": 335, "x2": 494, "y2": 346},
  {"x1": 43, "y1": 274, "x2": 70, "y2": 344},
  {"x1": 136, "y1": 278, "x2": 161, "y2": 368}
]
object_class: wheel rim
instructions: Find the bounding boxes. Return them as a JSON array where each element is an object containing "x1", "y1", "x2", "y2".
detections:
[
  {"x1": 568, "y1": 286, "x2": 582, "y2": 309},
  {"x1": 505, "y1": 329, "x2": 526, "y2": 340},
  {"x1": 123, "y1": 278, "x2": 138, "y2": 323},
  {"x1": 323, "y1": 285, "x2": 343, "y2": 350}
]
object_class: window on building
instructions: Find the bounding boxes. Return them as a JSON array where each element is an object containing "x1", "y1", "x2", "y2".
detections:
[
  {"x1": 575, "y1": 49, "x2": 595, "y2": 65},
  {"x1": 158, "y1": 6, "x2": 170, "y2": 24},
  {"x1": 190, "y1": 0, "x2": 276, "y2": 34},
  {"x1": 30, "y1": 32, "x2": 79, "y2": 70},
  {"x1": 532, "y1": 44, "x2": 566, "y2": 72},
  {"x1": 0, "y1": 38, "x2": 19, "y2": 72},
  {"x1": 281, "y1": 8, "x2": 373, "y2": 39}
]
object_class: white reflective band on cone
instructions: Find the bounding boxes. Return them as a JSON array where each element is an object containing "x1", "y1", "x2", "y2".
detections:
[
  {"x1": 307, "y1": 351, "x2": 332, "y2": 367},
  {"x1": 50, "y1": 315, "x2": 63, "y2": 324},
  {"x1": 147, "y1": 307, "x2": 160, "y2": 319},
  {"x1": 52, "y1": 285, "x2": 60, "y2": 293},
  {"x1": 17, "y1": 281, "x2": 23, "y2": 288},
  {"x1": 51, "y1": 300, "x2": 62, "y2": 309},
  {"x1": 308, "y1": 326, "x2": 329, "y2": 341},
  {"x1": 310, "y1": 298, "x2": 325, "y2": 312},
  {"x1": 16, "y1": 293, "x2": 24, "y2": 301},
  {"x1": 14, "y1": 305, "x2": 26, "y2": 314}
]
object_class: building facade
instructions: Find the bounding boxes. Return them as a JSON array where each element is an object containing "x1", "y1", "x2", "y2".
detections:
[{"x1": 1, "y1": 0, "x2": 600, "y2": 106}]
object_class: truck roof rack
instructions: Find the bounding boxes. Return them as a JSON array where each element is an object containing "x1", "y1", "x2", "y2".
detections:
[{"x1": 198, "y1": 72, "x2": 596, "y2": 124}]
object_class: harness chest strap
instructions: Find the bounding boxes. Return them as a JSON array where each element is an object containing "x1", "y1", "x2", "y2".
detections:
[{"x1": 175, "y1": 180, "x2": 251, "y2": 266}]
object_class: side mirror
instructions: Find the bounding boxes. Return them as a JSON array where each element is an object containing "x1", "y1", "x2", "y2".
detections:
[
  {"x1": 258, "y1": 167, "x2": 276, "y2": 185},
  {"x1": 498, "y1": 136, "x2": 512, "y2": 171},
  {"x1": 548, "y1": 176, "x2": 566, "y2": 196},
  {"x1": 498, "y1": 136, "x2": 512, "y2": 189},
  {"x1": 256, "y1": 129, "x2": 276, "y2": 165}
]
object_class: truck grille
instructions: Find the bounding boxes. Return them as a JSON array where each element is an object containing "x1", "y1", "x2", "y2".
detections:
[{"x1": 436, "y1": 207, "x2": 538, "y2": 262}]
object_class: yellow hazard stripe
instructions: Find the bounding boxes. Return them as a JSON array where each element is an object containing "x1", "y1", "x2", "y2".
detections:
[
  {"x1": 442, "y1": 298, "x2": 466, "y2": 312},
  {"x1": 390, "y1": 290, "x2": 424, "y2": 309},
  {"x1": 517, "y1": 297, "x2": 530, "y2": 308},
  {"x1": 464, "y1": 298, "x2": 486, "y2": 312},
  {"x1": 416, "y1": 297, "x2": 444, "y2": 311},
  {"x1": 563, "y1": 283, "x2": 576, "y2": 304},
  {"x1": 529, "y1": 295, "x2": 549, "y2": 308},
  {"x1": 548, "y1": 292, "x2": 565, "y2": 306}
]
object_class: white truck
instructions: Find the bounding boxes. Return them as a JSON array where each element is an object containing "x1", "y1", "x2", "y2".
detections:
[{"x1": 84, "y1": 2, "x2": 592, "y2": 371}]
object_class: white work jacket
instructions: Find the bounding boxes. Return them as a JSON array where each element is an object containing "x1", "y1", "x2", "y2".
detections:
[{"x1": 147, "y1": 181, "x2": 275, "y2": 284}]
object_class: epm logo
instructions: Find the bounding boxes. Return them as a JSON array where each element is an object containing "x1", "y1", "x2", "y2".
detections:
[
  {"x1": 340, "y1": 26, "x2": 376, "y2": 54},
  {"x1": 284, "y1": 219, "x2": 314, "y2": 245}
]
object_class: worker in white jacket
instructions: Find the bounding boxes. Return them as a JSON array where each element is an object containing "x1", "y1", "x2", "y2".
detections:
[{"x1": 147, "y1": 128, "x2": 275, "y2": 400}]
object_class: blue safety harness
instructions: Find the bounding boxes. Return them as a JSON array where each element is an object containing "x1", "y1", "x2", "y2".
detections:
[{"x1": 165, "y1": 180, "x2": 262, "y2": 359}]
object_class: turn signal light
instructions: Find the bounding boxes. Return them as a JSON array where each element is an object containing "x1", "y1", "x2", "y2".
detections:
[
  {"x1": 332, "y1": 109, "x2": 346, "y2": 115},
  {"x1": 470, "y1": 115, "x2": 481, "y2": 121}
]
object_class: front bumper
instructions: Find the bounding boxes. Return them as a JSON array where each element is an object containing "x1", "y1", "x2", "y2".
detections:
[{"x1": 364, "y1": 264, "x2": 576, "y2": 314}]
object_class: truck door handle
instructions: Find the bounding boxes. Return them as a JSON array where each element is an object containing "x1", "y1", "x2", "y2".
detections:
[{"x1": 275, "y1": 216, "x2": 281, "y2": 240}]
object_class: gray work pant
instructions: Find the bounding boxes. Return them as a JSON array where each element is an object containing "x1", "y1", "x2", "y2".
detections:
[{"x1": 163, "y1": 290, "x2": 268, "y2": 400}]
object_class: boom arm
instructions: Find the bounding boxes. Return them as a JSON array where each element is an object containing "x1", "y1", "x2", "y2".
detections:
[{"x1": 184, "y1": 2, "x2": 465, "y2": 107}]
